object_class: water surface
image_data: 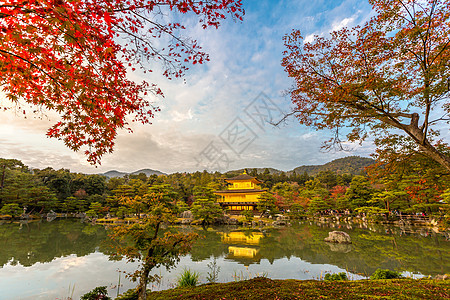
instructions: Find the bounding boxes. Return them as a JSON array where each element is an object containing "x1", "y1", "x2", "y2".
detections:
[{"x1": 0, "y1": 219, "x2": 448, "y2": 299}]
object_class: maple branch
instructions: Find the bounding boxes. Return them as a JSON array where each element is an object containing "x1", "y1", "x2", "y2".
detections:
[
  {"x1": 113, "y1": 22, "x2": 180, "y2": 72},
  {"x1": 326, "y1": 126, "x2": 349, "y2": 152},
  {"x1": 0, "y1": 4, "x2": 43, "y2": 19},
  {"x1": 0, "y1": 43, "x2": 108, "y2": 114},
  {"x1": 6, "y1": 7, "x2": 109, "y2": 83},
  {"x1": 304, "y1": 46, "x2": 428, "y2": 139},
  {"x1": 423, "y1": 0, "x2": 437, "y2": 56},
  {"x1": 112, "y1": 2, "x2": 173, "y2": 13},
  {"x1": 283, "y1": 1, "x2": 450, "y2": 172},
  {"x1": 397, "y1": 0, "x2": 417, "y2": 26},
  {"x1": 160, "y1": 239, "x2": 184, "y2": 258},
  {"x1": 131, "y1": 10, "x2": 192, "y2": 50},
  {"x1": 422, "y1": 89, "x2": 431, "y2": 143},
  {"x1": 270, "y1": 109, "x2": 358, "y2": 126},
  {"x1": 428, "y1": 115, "x2": 450, "y2": 125},
  {"x1": 152, "y1": 220, "x2": 160, "y2": 241},
  {"x1": 0, "y1": 49, "x2": 61, "y2": 87},
  {"x1": 271, "y1": 106, "x2": 412, "y2": 127},
  {"x1": 428, "y1": 37, "x2": 450, "y2": 67},
  {"x1": 351, "y1": 92, "x2": 410, "y2": 131},
  {"x1": 303, "y1": 56, "x2": 406, "y2": 129},
  {"x1": 359, "y1": 36, "x2": 388, "y2": 111}
]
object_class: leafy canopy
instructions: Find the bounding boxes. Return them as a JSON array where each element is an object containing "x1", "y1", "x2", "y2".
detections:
[
  {"x1": 282, "y1": 0, "x2": 450, "y2": 171},
  {"x1": 109, "y1": 183, "x2": 197, "y2": 299},
  {"x1": 0, "y1": 0, "x2": 244, "y2": 164}
]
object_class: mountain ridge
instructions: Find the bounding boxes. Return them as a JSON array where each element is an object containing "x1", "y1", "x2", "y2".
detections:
[
  {"x1": 101, "y1": 168, "x2": 166, "y2": 178},
  {"x1": 228, "y1": 156, "x2": 375, "y2": 176},
  {"x1": 290, "y1": 156, "x2": 375, "y2": 176},
  {"x1": 100, "y1": 156, "x2": 375, "y2": 177}
]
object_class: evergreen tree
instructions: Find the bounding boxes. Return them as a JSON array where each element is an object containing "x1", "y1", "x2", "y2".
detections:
[
  {"x1": 191, "y1": 186, "x2": 223, "y2": 225},
  {"x1": 257, "y1": 192, "x2": 279, "y2": 218},
  {"x1": 345, "y1": 176, "x2": 374, "y2": 209}
]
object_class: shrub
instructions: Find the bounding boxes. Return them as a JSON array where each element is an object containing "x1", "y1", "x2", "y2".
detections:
[
  {"x1": 80, "y1": 286, "x2": 111, "y2": 300},
  {"x1": 116, "y1": 206, "x2": 129, "y2": 219},
  {"x1": 288, "y1": 203, "x2": 306, "y2": 219},
  {"x1": 206, "y1": 258, "x2": 221, "y2": 283},
  {"x1": 0, "y1": 203, "x2": 22, "y2": 217},
  {"x1": 116, "y1": 288, "x2": 138, "y2": 300},
  {"x1": 324, "y1": 272, "x2": 348, "y2": 281},
  {"x1": 177, "y1": 268, "x2": 200, "y2": 287},
  {"x1": 355, "y1": 207, "x2": 389, "y2": 222},
  {"x1": 370, "y1": 269, "x2": 403, "y2": 280},
  {"x1": 242, "y1": 210, "x2": 254, "y2": 223}
]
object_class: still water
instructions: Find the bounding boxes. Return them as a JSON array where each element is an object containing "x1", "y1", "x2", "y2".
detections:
[{"x1": 0, "y1": 219, "x2": 448, "y2": 299}]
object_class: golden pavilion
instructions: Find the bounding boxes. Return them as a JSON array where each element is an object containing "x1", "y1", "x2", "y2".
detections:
[{"x1": 214, "y1": 172, "x2": 265, "y2": 211}]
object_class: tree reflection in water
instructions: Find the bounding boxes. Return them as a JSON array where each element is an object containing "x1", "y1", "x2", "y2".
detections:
[{"x1": 0, "y1": 219, "x2": 448, "y2": 281}]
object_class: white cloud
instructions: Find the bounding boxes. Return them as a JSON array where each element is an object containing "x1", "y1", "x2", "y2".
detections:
[
  {"x1": 303, "y1": 34, "x2": 315, "y2": 44},
  {"x1": 332, "y1": 16, "x2": 355, "y2": 31},
  {"x1": 170, "y1": 109, "x2": 193, "y2": 122},
  {"x1": 0, "y1": 1, "x2": 376, "y2": 174}
]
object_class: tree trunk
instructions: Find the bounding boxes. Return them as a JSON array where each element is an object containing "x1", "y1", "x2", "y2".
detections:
[
  {"x1": 0, "y1": 164, "x2": 5, "y2": 206},
  {"x1": 137, "y1": 266, "x2": 150, "y2": 300},
  {"x1": 137, "y1": 223, "x2": 160, "y2": 300},
  {"x1": 402, "y1": 115, "x2": 450, "y2": 172},
  {"x1": 0, "y1": 164, "x2": 5, "y2": 189},
  {"x1": 419, "y1": 141, "x2": 450, "y2": 172},
  {"x1": 378, "y1": 112, "x2": 450, "y2": 172}
]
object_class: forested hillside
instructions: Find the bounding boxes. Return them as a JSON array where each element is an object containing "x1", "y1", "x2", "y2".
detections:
[
  {"x1": 291, "y1": 156, "x2": 375, "y2": 176},
  {"x1": 229, "y1": 156, "x2": 375, "y2": 176},
  {"x1": 102, "y1": 168, "x2": 166, "y2": 178},
  {"x1": 0, "y1": 154, "x2": 448, "y2": 225}
]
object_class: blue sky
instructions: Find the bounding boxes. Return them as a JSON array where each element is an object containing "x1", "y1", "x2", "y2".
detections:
[{"x1": 0, "y1": 0, "x2": 376, "y2": 174}]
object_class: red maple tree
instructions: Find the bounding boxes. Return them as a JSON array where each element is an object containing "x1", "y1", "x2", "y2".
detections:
[
  {"x1": 282, "y1": 0, "x2": 450, "y2": 171},
  {"x1": 0, "y1": 0, "x2": 244, "y2": 164}
]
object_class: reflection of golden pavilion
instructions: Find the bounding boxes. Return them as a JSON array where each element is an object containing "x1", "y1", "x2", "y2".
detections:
[
  {"x1": 228, "y1": 246, "x2": 259, "y2": 258},
  {"x1": 214, "y1": 172, "x2": 266, "y2": 211},
  {"x1": 219, "y1": 230, "x2": 265, "y2": 266},
  {"x1": 220, "y1": 231, "x2": 264, "y2": 245}
]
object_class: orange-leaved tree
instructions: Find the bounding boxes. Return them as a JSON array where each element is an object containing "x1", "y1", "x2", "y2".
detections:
[
  {"x1": 282, "y1": 0, "x2": 450, "y2": 172},
  {"x1": 109, "y1": 184, "x2": 197, "y2": 300},
  {"x1": 0, "y1": 0, "x2": 244, "y2": 164}
]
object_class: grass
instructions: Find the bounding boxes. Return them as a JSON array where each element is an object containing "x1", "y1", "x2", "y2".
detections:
[
  {"x1": 177, "y1": 268, "x2": 200, "y2": 288},
  {"x1": 232, "y1": 270, "x2": 268, "y2": 282},
  {"x1": 147, "y1": 277, "x2": 449, "y2": 300}
]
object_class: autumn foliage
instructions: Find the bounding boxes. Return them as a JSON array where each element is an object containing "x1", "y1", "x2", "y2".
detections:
[
  {"x1": 0, "y1": 0, "x2": 244, "y2": 164},
  {"x1": 282, "y1": 0, "x2": 450, "y2": 171}
]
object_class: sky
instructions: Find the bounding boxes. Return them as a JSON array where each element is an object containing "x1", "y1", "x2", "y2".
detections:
[{"x1": 0, "y1": 0, "x2": 377, "y2": 174}]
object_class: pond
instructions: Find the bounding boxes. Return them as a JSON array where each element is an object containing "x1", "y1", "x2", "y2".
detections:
[{"x1": 0, "y1": 219, "x2": 448, "y2": 299}]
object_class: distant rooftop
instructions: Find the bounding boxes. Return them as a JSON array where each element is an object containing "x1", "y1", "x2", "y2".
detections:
[
  {"x1": 226, "y1": 172, "x2": 262, "y2": 183},
  {"x1": 214, "y1": 189, "x2": 266, "y2": 194}
]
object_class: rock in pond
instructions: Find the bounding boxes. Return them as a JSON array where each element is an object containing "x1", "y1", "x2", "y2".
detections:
[
  {"x1": 181, "y1": 218, "x2": 192, "y2": 224},
  {"x1": 180, "y1": 210, "x2": 193, "y2": 219},
  {"x1": 327, "y1": 242, "x2": 352, "y2": 253},
  {"x1": 434, "y1": 274, "x2": 449, "y2": 281},
  {"x1": 272, "y1": 220, "x2": 290, "y2": 226},
  {"x1": 324, "y1": 231, "x2": 352, "y2": 244}
]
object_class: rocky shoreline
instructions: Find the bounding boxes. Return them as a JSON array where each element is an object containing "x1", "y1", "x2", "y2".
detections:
[{"x1": 1, "y1": 210, "x2": 448, "y2": 237}]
